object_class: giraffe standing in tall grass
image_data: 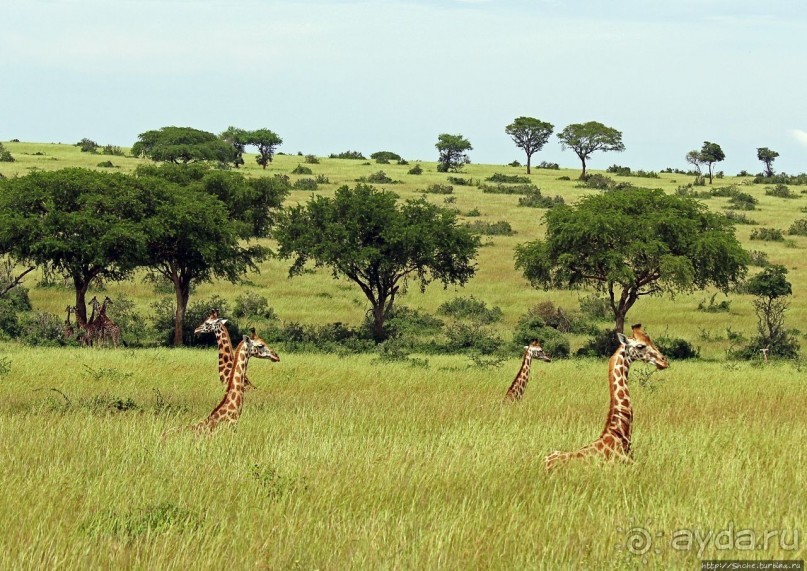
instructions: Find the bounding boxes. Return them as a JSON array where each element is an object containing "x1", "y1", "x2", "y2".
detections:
[
  {"x1": 545, "y1": 324, "x2": 668, "y2": 470},
  {"x1": 194, "y1": 309, "x2": 257, "y2": 390},
  {"x1": 504, "y1": 340, "x2": 552, "y2": 402}
]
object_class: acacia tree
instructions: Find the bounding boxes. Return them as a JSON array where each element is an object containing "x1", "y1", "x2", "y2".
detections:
[
  {"x1": 505, "y1": 117, "x2": 554, "y2": 174},
  {"x1": 275, "y1": 184, "x2": 480, "y2": 340},
  {"x1": 685, "y1": 150, "x2": 704, "y2": 175},
  {"x1": 0, "y1": 169, "x2": 147, "y2": 322},
  {"x1": 557, "y1": 121, "x2": 625, "y2": 179},
  {"x1": 514, "y1": 188, "x2": 749, "y2": 334},
  {"x1": 742, "y1": 264, "x2": 799, "y2": 359},
  {"x1": 757, "y1": 147, "x2": 779, "y2": 177},
  {"x1": 247, "y1": 129, "x2": 283, "y2": 169},
  {"x1": 132, "y1": 126, "x2": 234, "y2": 164},
  {"x1": 220, "y1": 126, "x2": 249, "y2": 168},
  {"x1": 699, "y1": 141, "x2": 725, "y2": 184},
  {"x1": 435, "y1": 134, "x2": 472, "y2": 172},
  {"x1": 134, "y1": 164, "x2": 286, "y2": 345}
]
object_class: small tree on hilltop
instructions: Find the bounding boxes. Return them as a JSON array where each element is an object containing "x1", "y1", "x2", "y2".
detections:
[
  {"x1": 275, "y1": 183, "x2": 480, "y2": 341},
  {"x1": 514, "y1": 188, "x2": 749, "y2": 334},
  {"x1": 739, "y1": 265, "x2": 799, "y2": 359},
  {"x1": 220, "y1": 126, "x2": 249, "y2": 168},
  {"x1": 132, "y1": 126, "x2": 234, "y2": 164},
  {"x1": 557, "y1": 121, "x2": 625, "y2": 179},
  {"x1": 756, "y1": 147, "x2": 779, "y2": 178},
  {"x1": 505, "y1": 117, "x2": 554, "y2": 175},
  {"x1": 435, "y1": 134, "x2": 472, "y2": 173},
  {"x1": 699, "y1": 141, "x2": 725, "y2": 184},
  {"x1": 247, "y1": 128, "x2": 283, "y2": 169}
]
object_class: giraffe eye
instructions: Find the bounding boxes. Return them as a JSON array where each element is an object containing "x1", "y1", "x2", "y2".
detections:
[{"x1": 635, "y1": 343, "x2": 646, "y2": 349}]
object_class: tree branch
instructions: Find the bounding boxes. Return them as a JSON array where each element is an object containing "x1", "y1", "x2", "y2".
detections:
[{"x1": 0, "y1": 265, "x2": 36, "y2": 297}]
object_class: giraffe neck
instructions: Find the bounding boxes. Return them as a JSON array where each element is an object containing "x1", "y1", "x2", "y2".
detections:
[
  {"x1": 214, "y1": 324, "x2": 235, "y2": 385},
  {"x1": 505, "y1": 351, "x2": 532, "y2": 401},
  {"x1": 205, "y1": 339, "x2": 251, "y2": 427},
  {"x1": 600, "y1": 347, "x2": 634, "y2": 452}
]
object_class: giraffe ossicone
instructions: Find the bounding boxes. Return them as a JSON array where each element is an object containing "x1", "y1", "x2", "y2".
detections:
[{"x1": 544, "y1": 324, "x2": 668, "y2": 470}]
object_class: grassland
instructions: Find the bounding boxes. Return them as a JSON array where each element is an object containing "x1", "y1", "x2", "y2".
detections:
[{"x1": 0, "y1": 142, "x2": 805, "y2": 569}]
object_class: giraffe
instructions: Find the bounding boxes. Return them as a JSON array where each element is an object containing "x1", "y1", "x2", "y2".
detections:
[
  {"x1": 544, "y1": 324, "x2": 669, "y2": 470},
  {"x1": 70, "y1": 305, "x2": 93, "y2": 346},
  {"x1": 63, "y1": 305, "x2": 75, "y2": 340},
  {"x1": 194, "y1": 309, "x2": 261, "y2": 390},
  {"x1": 190, "y1": 329, "x2": 280, "y2": 435},
  {"x1": 504, "y1": 340, "x2": 551, "y2": 402},
  {"x1": 88, "y1": 295, "x2": 121, "y2": 348}
]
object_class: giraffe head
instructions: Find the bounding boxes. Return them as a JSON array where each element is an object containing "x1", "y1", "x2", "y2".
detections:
[
  {"x1": 103, "y1": 296, "x2": 114, "y2": 308},
  {"x1": 617, "y1": 323, "x2": 668, "y2": 370},
  {"x1": 525, "y1": 340, "x2": 551, "y2": 362},
  {"x1": 89, "y1": 295, "x2": 100, "y2": 309},
  {"x1": 248, "y1": 328, "x2": 280, "y2": 362},
  {"x1": 194, "y1": 309, "x2": 226, "y2": 335}
]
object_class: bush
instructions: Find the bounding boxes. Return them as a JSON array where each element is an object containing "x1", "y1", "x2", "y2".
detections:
[
  {"x1": 442, "y1": 321, "x2": 503, "y2": 354},
  {"x1": 151, "y1": 295, "x2": 244, "y2": 347},
  {"x1": 750, "y1": 227, "x2": 785, "y2": 241},
  {"x1": 697, "y1": 293, "x2": 731, "y2": 313},
  {"x1": 437, "y1": 296, "x2": 502, "y2": 324},
  {"x1": 422, "y1": 183, "x2": 453, "y2": 195},
  {"x1": 512, "y1": 313, "x2": 570, "y2": 359},
  {"x1": 315, "y1": 175, "x2": 330, "y2": 184},
  {"x1": 517, "y1": 189, "x2": 565, "y2": 208},
  {"x1": 75, "y1": 138, "x2": 99, "y2": 153},
  {"x1": 0, "y1": 299, "x2": 21, "y2": 338},
  {"x1": 507, "y1": 160, "x2": 521, "y2": 167},
  {"x1": 19, "y1": 312, "x2": 67, "y2": 346},
  {"x1": 465, "y1": 208, "x2": 481, "y2": 217},
  {"x1": 576, "y1": 328, "x2": 620, "y2": 357},
  {"x1": 466, "y1": 220, "x2": 514, "y2": 236},
  {"x1": 578, "y1": 294, "x2": 611, "y2": 321},
  {"x1": 397, "y1": 159, "x2": 409, "y2": 165},
  {"x1": 408, "y1": 164, "x2": 423, "y2": 175},
  {"x1": 304, "y1": 154, "x2": 319, "y2": 164},
  {"x1": 765, "y1": 183, "x2": 797, "y2": 198},
  {"x1": 536, "y1": 161, "x2": 560, "y2": 170},
  {"x1": 291, "y1": 164, "x2": 313, "y2": 175},
  {"x1": 364, "y1": 171, "x2": 397, "y2": 184},
  {"x1": 270, "y1": 320, "x2": 374, "y2": 354},
  {"x1": 557, "y1": 175, "x2": 571, "y2": 181},
  {"x1": 370, "y1": 151, "x2": 402, "y2": 162},
  {"x1": 292, "y1": 178, "x2": 318, "y2": 190},
  {"x1": 105, "y1": 294, "x2": 150, "y2": 347},
  {"x1": 233, "y1": 292, "x2": 278, "y2": 320},
  {"x1": 577, "y1": 174, "x2": 634, "y2": 191},
  {"x1": 329, "y1": 150, "x2": 366, "y2": 160},
  {"x1": 787, "y1": 219, "x2": 807, "y2": 236},
  {"x1": 748, "y1": 250, "x2": 770, "y2": 267},
  {"x1": 727, "y1": 192, "x2": 757, "y2": 210},
  {"x1": 479, "y1": 183, "x2": 538, "y2": 195},
  {"x1": 96, "y1": 160, "x2": 116, "y2": 168},
  {"x1": 101, "y1": 145, "x2": 125, "y2": 156},
  {"x1": 486, "y1": 173, "x2": 530, "y2": 184},
  {"x1": 655, "y1": 336, "x2": 700, "y2": 360},
  {"x1": 724, "y1": 210, "x2": 757, "y2": 225},
  {"x1": 606, "y1": 164, "x2": 632, "y2": 176},
  {"x1": 447, "y1": 176, "x2": 475, "y2": 186},
  {"x1": 752, "y1": 173, "x2": 807, "y2": 185},
  {"x1": 0, "y1": 143, "x2": 15, "y2": 162}
]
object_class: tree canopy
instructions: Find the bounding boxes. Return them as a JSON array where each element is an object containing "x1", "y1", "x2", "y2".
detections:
[
  {"x1": 756, "y1": 147, "x2": 779, "y2": 178},
  {"x1": 0, "y1": 168, "x2": 147, "y2": 321},
  {"x1": 699, "y1": 141, "x2": 725, "y2": 184},
  {"x1": 556, "y1": 121, "x2": 625, "y2": 179},
  {"x1": 275, "y1": 183, "x2": 480, "y2": 340},
  {"x1": 131, "y1": 126, "x2": 234, "y2": 164},
  {"x1": 514, "y1": 187, "x2": 749, "y2": 333},
  {"x1": 247, "y1": 129, "x2": 283, "y2": 169},
  {"x1": 505, "y1": 117, "x2": 554, "y2": 174},
  {"x1": 220, "y1": 126, "x2": 249, "y2": 168},
  {"x1": 435, "y1": 134, "x2": 472, "y2": 173}
]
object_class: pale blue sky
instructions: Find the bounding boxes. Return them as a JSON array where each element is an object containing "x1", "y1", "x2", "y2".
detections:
[{"x1": 2, "y1": 0, "x2": 806, "y2": 173}]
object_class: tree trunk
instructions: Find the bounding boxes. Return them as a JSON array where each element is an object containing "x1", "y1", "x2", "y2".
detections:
[
  {"x1": 707, "y1": 164, "x2": 714, "y2": 184},
  {"x1": 614, "y1": 310, "x2": 627, "y2": 336},
  {"x1": 73, "y1": 277, "x2": 91, "y2": 324},
  {"x1": 172, "y1": 274, "x2": 190, "y2": 347},
  {"x1": 371, "y1": 303, "x2": 386, "y2": 342},
  {"x1": 526, "y1": 153, "x2": 532, "y2": 175},
  {"x1": 580, "y1": 157, "x2": 587, "y2": 179}
]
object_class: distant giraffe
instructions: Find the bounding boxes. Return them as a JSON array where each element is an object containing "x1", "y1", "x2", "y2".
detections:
[
  {"x1": 194, "y1": 309, "x2": 258, "y2": 390},
  {"x1": 504, "y1": 340, "x2": 551, "y2": 402},
  {"x1": 88, "y1": 295, "x2": 121, "y2": 348},
  {"x1": 63, "y1": 305, "x2": 75, "y2": 340},
  {"x1": 544, "y1": 324, "x2": 669, "y2": 470},
  {"x1": 190, "y1": 329, "x2": 280, "y2": 435},
  {"x1": 70, "y1": 305, "x2": 93, "y2": 346}
]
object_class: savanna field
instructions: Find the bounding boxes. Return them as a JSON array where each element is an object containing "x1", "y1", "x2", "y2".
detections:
[{"x1": 1, "y1": 142, "x2": 805, "y2": 569}]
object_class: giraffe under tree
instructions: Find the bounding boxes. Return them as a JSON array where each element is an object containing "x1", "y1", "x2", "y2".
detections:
[
  {"x1": 504, "y1": 340, "x2": 551, "y2": 402},
  {"x1": 544, "y1": 324, "x2": 668, "y2": 470},
  {"x1": 63, "y1": 305, "x2": 75, "y2": 340},
  {"x1": 191, "y1": 329, "x2": 280, "y2": 435},
  {"x1": 88, "y1": 295, "x2": 121, "y2": 347},
  {"x1": 69, "y1": 305, "x2": 93, "y2": 346},
  {"x1": 194, "y1": 309, "x2": 258, "y2": 390}
]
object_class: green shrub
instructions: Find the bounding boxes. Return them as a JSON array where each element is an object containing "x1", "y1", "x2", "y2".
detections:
[
  {"x1": 292, "y1": 178, "x2": 318, "y2": 190},
  {"x1": 724, "y1": 210, "x2": 757, "y2": 225},
  {"x1": 507, "y1": 160, "x2": 521, "y2": 167},
  {"x1": 315, "y1": 174, "x2": 330, "y2": 184},
  {"x1": 537, "y1": 161, "x2": 560, "y2": 170},
  {"x1": 557, "y1": 175, "x2": 571, "y2": 181},
  {"x1": 101, "y1": 145, "x2": 125, "y2": 156},
  {"x1": 788, "y1": 219, "x2": 807, "y2": 236},
  {"x1": 75, "y1": 138, "x2": 99, "y2": 153},
  {"x1": 19, "y1": 312, "x2": 67, "y2": 346},
  {"x1": 697, "y1": 293, "x2": 731, "y2": 313},
  {"x1": 447, "y1": 176, "x2": 475, "y2": 186},
  {"x1": 370, "y1": 151, "x2": 402, "y2": 162},
  {"x1": 517, "y1": 189, "x2": 565, "y2": 208},
  {"x1": 578, "y1": 294, "x2": 611, "y2": 321},
  {"x1": 748, "y1": 250, "x2": 770, "y2": 267},
  {"x1": 486, "y1": 173, "x2": 530, "y2": 184},
  {"x1": 151, "y1": 295, "x2": 244, "y2": 347},
  {"x1": 291, "y1": 164, "x2": 313, "y2": 175},
  {"x1": 466, "y1": 220, "x2": 514, "y2": 236},
  {"x1": 304, "y1": 154, "x2": 319, "y2": 164},
  {"x1": 0, "y1": 143, "x2": 15, "y2": 162},
  {"x1": 96, "y1": 160, "x2": 116, "y2": 168},
  {"x1": 442, "y1": 322, "x2": 503, "y2": 354},
  {"x1": 363, "y1": 171, "x2": 397, "y2": 184},
  {"x1": 576, "y1": 328, "x2": 620, "y2": 357},
  {"x1": 407, "y1": 164, "x2": 423, "y2": 175},
  {"x1": 512, "y1": 312, "x2": 570, "y2": 358},
  {"x1": 577, "y1": 174, "x2": 634, "y2": 191},
  {"x1": 765, "y1": 183, "x2": 797, "y2": 198},
  {"x1": 465, "y1": 208, "x2": 481, "y2": 217},
  {"x1": 727, "y1": 192, "x2": 757, "y2": 210},
  {"x1": 437, "y1": 296, "x2": 502, "y2": 324},
  {"x1": 656, "y1": 336, "x2": 700, "y2": 359},
  {"x1": 750, "y1": 227, "x2": 785, "y2": 241},
  {"x1": 233, "y1": 292, "x2": 278, "y2": 320},
  {"x1": 328, "y1": 150, "x2": 366, "y2": 160},
  {"x1": 479, "y1": 183, "x2": 538, "y2": 195},
  {"x1": 422, "y1": 183, "x2": 453, "y2": 195}
]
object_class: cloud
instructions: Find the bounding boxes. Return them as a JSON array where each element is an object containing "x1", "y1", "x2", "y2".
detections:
[{"x1": 792, "y1": 129, "x2": 807, "y2": 147}]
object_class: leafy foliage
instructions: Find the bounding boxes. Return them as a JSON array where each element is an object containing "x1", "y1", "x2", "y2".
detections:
[
  {"x1": 435, "y1": 134, "x2": 472, "y2": 173},
  {"x1": 131, "y1": 126, "x2": 233, "y2": 164},
  {"x1": 557, "y1": 121, "x2": 625, "y2": 178},
  {"x1": 504, "y1": 117, "x2": 554, "y2": 174}
]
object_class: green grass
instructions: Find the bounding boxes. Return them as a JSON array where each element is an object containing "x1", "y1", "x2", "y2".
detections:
[
  {"x1": 0, "y1": 346, "x2": 804, "y2": 569},
  {"x1": 1, "y1": 142, "x2": 806, "y2": 568}
]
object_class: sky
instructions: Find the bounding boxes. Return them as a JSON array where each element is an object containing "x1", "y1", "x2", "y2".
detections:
[{"x1": 2, "y1": 0, "x2": 806, "y2": 174}]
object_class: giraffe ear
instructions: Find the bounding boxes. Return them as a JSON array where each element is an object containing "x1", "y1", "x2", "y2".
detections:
[{"x1": 616, "y1": 332, "x2": 629, "y2": 346}]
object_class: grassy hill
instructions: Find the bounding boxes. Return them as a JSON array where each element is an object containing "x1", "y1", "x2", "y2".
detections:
[{"x1": 0, "y1": 141, "x2": 805, "y2": 569}]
